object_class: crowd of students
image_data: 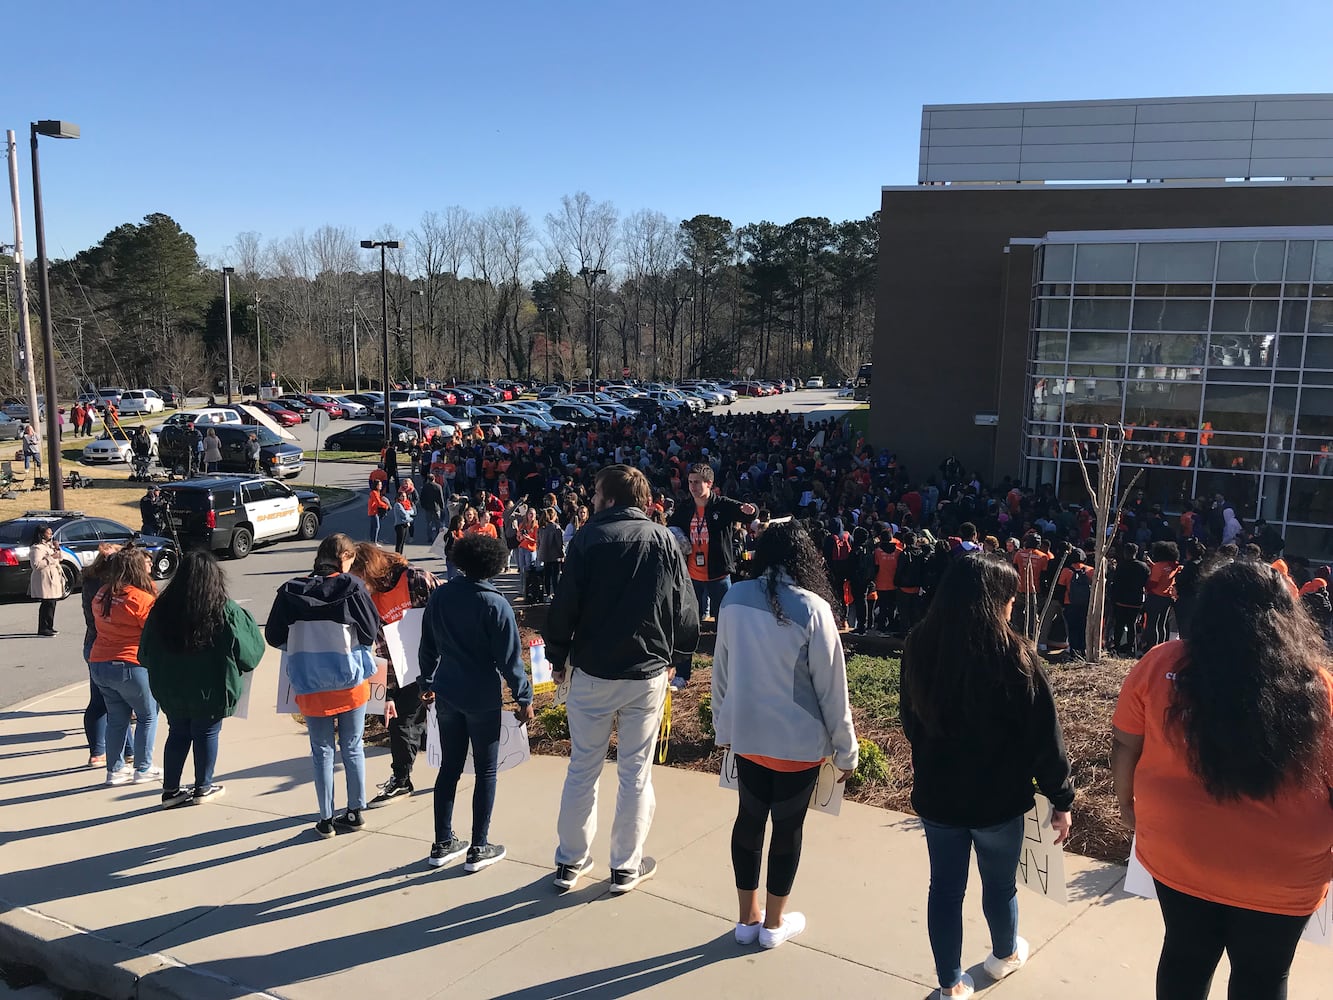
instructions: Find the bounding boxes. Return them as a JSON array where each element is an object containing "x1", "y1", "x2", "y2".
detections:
[{"x1": 65, "y1": 397, "x2": 1333, "y2": 1000}]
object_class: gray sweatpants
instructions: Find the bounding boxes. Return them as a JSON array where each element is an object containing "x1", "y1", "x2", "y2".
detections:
[{"x1": 555, "y1": 669, "x2": 668, "y2": 873}]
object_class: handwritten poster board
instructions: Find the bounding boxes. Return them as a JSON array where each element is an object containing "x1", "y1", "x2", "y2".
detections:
[
  {"x1": 718, "y1": 747, "x2": 844, "y2": 816},
  {"x1": 424, "y1": 705, "x2": 530, "y2": 774},
  {"x1": 382, "y1": 609, "x2": 425, "y2": 687},
  {"x1": 1125, "y1": 837, "x2": 1332, "y2": 947},
  {"x1": 1016, "y1": 794, "x2": 1068, "y2": 904},
  {"x1": 530, "y1": 641, "x2": 554, "y2": 694}
]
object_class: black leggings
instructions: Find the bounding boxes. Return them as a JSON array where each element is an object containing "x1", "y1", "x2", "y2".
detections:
[
  {"x1": 1154, "y1": 879, "x2": 1310, "y2": 1000},
  {"x1": 731, "y1": 756, "x2": 819, "y2": 897},
  {"x1": 1144, "y1": 594, "x2": 1174, "y2": 648}
]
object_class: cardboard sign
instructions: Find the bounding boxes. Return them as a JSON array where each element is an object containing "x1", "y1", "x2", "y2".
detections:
[
  {"x1": 1124, "y1": 837, "x2": 1332, "y2": 947},
  {"x1": 530, "y1": 640, "x2": 555, "y2": 694},
  {"x1": 425, "y1": 705, "x2": 530, "y2": 774},
  {"x1": 382, "y1": 609, "x2": 425, "y2": 687},
  {"x1": 1016, "y1": 794, "x2": 1068, "y2": 904},
  {"x1": 719, "y1": 748, "x2": 844, "y2": 816},
  {"x1": 234, "y1": 670, "x2": 254, "y2": 719}
]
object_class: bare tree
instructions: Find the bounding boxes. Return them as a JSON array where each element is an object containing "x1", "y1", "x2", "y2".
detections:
[
  {"x1": 1068, "y1": 425, "x2": 1144, "y2": 662},
  {"x1": 544, "y1": 193, "x2": 619, "y2": 376},
  {"x1": 160, "y1": 332, "x2": 211, "y2": 397}
]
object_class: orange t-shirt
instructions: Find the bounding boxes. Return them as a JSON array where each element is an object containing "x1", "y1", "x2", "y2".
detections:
[
  {"x1": 1056, "y1": 563, "x2": 1087, "y2": 605},
  {"x1": 688, "y1": 507, "x2": 710, "y2": 583},
  {"x1": 740, "y1": 754, "x2": 822, "y2": 772},
  {"x1": 1147, "y1": 561, "x2": 1180, "y2": 599},
  {"x1": 296, "y1": 683, "x2": 370, "y2": 718},
  {"x1": 468, "y1": 522, "x2": 498, "y2": 539},
  {"x1": 1012, "y1": 550, "x2": 1050, "y2": 595},
  {"x1": 518, "y1": 525, "x2": 538, "y2": 552},
  {"x1": 874, "y1": 547, "x2": 899, "y2": 592},
  {"x1": 1113, "y1": 642, "x2": 1333, "y2": 916},
  {"x1": 89, "y1": 586, "x2": 156, "y2": 664}
]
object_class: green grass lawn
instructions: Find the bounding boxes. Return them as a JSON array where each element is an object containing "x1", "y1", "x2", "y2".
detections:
[
  {"x1": 846, "y1": 406, "x2": 870, "y2": 437},
  {"x1": 301, "y1": 450, "x2": 379, "y2": 462}
]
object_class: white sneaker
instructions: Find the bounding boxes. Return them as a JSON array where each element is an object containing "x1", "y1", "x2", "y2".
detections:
[
  {"x1": 133, "y1": 767, "x2": 163, "y2": 784},
  {"x1": 735, "y1": 911, "x2": 765, "y2": 945},
  {"x1": 984, "y1": 936, "x2": 1029, "y2": 981},
  {"x1": 758, "y1": 911, "x2": 806, "y2": 949},
  {"x1": 106, "y1": 769, "x2": 132, "y2": 786},
  {"x1": 938, "y1": 972, "x2": 975, "y2": 998}
]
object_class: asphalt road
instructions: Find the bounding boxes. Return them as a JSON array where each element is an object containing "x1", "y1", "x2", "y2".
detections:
[{"x1": 0, "y1": 390, "x2": 861, "y2": 709}]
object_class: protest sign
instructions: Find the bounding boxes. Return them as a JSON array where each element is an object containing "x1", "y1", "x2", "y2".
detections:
[
  {"x1": 382, "y1": 609, "x2": 425, "y2": 687},
  {"x1": 1015, "y1": 794, "x2": 1068, "y2": 904},
  {"x1": 234, "y1": 670, "x2": 254, "y2": 719},
  {"x1": 425, "y1": 705, "x2": 530, "y2": 774},
  {"x1": 718, "y1": 747, "x2": 844, "y2": 816},
  {"x1": 530, "y1": 640, "x2": 554, "y2": 694},
  {"x1": 1124, "y1": 837, "x2": 1331, "y2": 947}
]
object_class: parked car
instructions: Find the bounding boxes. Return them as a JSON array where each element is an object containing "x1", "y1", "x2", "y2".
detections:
[
  {"x1": 394, "y1": 416, "x2": 455, "y2": 443},
  {"x1": 274, "y1": 398, "x2": 313, "y2": 421},
  {"x1": 3, "y1": 395, "x2": 45, "y2": 420},
  {"x1": 346, "y1": 393, "x2": 382, "y2": 412},
  {"x1": 427, "y1": 388, "x2": 459, "y2": 407},
  {"x1": 118, "y1": 389, "x2": 166, "y2": 415},
  {"x1": 150, "y1": 385, "x2": 184, "y2": 408},
  {"x1": 255, "y1": 400, "x2": 302, "y2": 427},
  {"x1": 95, "y1": 388, "x2": 127, "y2": 411},
  {"x1": 82, "y1": 426, "x2": 159, "y2": 465},
  {"x1": 293, "y1": 393, "x2": 345, "y2": 419},
  {"x1": 805, "y1": 376, "x2": 825, "y2": 389},
  {"x1": 158, "y1": 475, "x2": 321, "y2": 560},
  {"x1": 330, "y1": 396, "x2": 369, "y2": 419},
  {"x1": 0, "y1": 511, "x2": 178, "y2": 598},
  {"x1": 619, "y1": 396, "x2": 663, "y2": 420},
  {"x1": 323, "y1": 421, "x2": 418, "y2": 453},
  {"x1": 0, "y1": 413, "x2": 22, "y2": 440},
  {"x1": 158, "y1": 422, "x2": 304, "y2": 479}
]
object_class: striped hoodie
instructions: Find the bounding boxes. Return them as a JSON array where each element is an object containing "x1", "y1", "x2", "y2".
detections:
[{"x1": 265, "y1": 573, "x2": 380, "y2": 696}]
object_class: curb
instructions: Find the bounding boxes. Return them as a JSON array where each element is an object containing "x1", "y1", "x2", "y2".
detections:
[{"x1": 0, "y1": 903, "x2": 280, "y2": 1000}]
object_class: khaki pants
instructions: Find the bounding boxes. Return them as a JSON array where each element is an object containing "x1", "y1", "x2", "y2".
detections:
[{"x1": 555, "y1": 669, "x2": 668, "y2": 873}]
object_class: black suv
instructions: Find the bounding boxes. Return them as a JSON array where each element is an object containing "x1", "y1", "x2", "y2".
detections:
[
  {"x1": 157, "y1": 422, "x2": 304, "y2": 479},
  {"x1": 158, "y1": 475, "x2": 322, "y2": 559},
  {"x1": 0, "y1": 511, "x2": 178, "y2": 598}
]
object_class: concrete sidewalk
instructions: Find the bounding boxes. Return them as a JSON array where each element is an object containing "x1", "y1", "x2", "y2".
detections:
[{"x1": 1, "y1": 658, "x2": 1329, "y2": 1000}]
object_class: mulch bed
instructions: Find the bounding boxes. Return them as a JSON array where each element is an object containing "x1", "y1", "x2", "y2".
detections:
[{"x1": 375, "y1": 602, "x2": 1133, "y2": 865}]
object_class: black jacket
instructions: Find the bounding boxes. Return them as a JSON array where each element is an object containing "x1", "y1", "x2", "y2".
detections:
[
  {"x1": 545, "y1": 505, "x2": 699, "y2": 680},
  {"x1": 1110, "y1": 559, "x2": 1151, "y2": 607},
  {"x1": 668, "y1": 493, "x2": 750, "y2": 581},
  {"x1": 900, "y1": 654, "x2": 1075, "y2": 828}
]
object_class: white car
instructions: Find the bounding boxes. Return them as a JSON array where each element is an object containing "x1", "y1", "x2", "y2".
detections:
[
  {"x1": 83, "y1": 427, "x2": 158, "y2": 464},
  {"x1": 805, "y1": 376, "x2": 825, "y2": 389},
  {"x1": 331, "y1": 396, "x2": 369, "y2": 419},
  {"x1": 118, "y1": 389, "x2": 166, "y2": 415}
]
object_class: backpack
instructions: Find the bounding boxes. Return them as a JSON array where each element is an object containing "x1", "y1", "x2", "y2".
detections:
[
  {"x1": 1068, "y1": 566, "x2": 1092, "y2": 607},
  {"x1": 830, "y1": 533, "x2": 851, "y2": 562}
]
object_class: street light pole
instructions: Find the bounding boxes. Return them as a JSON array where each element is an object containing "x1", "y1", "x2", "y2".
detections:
[
  {"x1": 578, "y1": 266, "x2": 606, "y2": 391},
  {"x1": 361, "y1": 240, "x2": 401, "y2": 445},
  {"x1": 254, "y1": 292, "x2": 263, "y2": 394},
  {"x1": 31, "y1": 120, "x2": 80, "y2": 511},
  {"x1": 222, "y1": 267, "x2": 235, "y2": 403},
  {"x1": 5, "y1": 132, "x2": 41, "y2": 467}
]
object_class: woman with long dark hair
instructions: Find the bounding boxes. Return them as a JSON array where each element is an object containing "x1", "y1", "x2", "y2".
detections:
[
  {"x1": 901, "y1": 553, "x2": 1074, "y2": 999},
  {"x1": 712, "y1": 521, "x2": 858, "y2": 950},
  {"x1": 81, "y1": 543, "x2": 132, "y2": 767},
  {"x1": 140, "y1": 550, "x2": 264, "y2": 807},
  {"x1": 1112, "y1": 559, "x2": 1333, "y2": 999}
]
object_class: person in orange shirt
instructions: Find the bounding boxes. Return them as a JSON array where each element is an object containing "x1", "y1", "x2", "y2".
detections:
[
  {"x1": 1144, "y1": 541, "x2": 1181, "y2": 650},
  {"x1": 367, "y1": 482, "x2": 391, "y2": 545},
  {"x1": 1112, "y1": 559, "x2": 1333, "y2": 999},
  {"x1": 514, "y1": 506, "x2": 540, "y2": 582},
  {"x1": 1010, "y1": 536, "x2": 1051, "y2": 633},
  {"x1": 468, "y1": 508, "x2": 499, "y2": 540},
  {"x1": 873, "y1": 533, "x2": 900, "y2": 633}
]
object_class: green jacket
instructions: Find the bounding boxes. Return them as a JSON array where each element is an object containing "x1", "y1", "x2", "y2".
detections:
[{"x1": 140, "y1": 600, "x2": 264, "y2": 719}]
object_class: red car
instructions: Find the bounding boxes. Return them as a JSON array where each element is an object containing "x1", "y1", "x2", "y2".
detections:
[
  {"x1": 428, "y1": 388, "x2": 458, "y2": 406},
  {"x1": 257, "y1": 401, "x2": 301, "y2": 427},
  {"x1": 294, "y1": 394, "x2": 345, "y2": 419}
]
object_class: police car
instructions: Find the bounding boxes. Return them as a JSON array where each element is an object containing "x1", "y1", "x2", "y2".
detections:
[
  {"x1": 158, "y1": 475, "x2": 322, "y2": 560},
  {"x1": 0, "y1": 511, "x2": 178, "y2": 598}
]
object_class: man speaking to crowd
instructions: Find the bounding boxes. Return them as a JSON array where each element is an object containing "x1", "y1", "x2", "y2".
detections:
[
  {"x1": 668, "y1": 462, "x2": 756, "y2": 686},
  {"x1": 544, "y1": 464, "x2": 699, "y2": 895}
]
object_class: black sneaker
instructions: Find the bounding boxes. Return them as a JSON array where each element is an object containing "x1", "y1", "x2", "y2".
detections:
[
  {"x1": 334, "y1": 809, "x2": 365, "y2": 831},
  {"x1": 553, "y1": 856, "x2": 595, "y2": 890},
  {"x1": 464, "y1": 843, "x2": 506, "y2": 873},
  {"x1": 314, "y1": 818, "x2": 335, "y2": 839},
  {"x1": 191, "y1": 784, "x2": 225, "y2": 803},
  {"x1": 428, "y1": 837, "x2": 470, "y2": 868},
  {"x1": 160, "y1": 789, "x2": 193, "y2": 809},
  {"x1": 368, "y1": 775, "x2": 413, "y2": 808},
  {"x1": 610, "y1": 857, "x2": 657, "y2": 894}
]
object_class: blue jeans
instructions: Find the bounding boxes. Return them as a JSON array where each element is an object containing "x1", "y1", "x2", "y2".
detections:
[
  {"x1": 89, "y1": 660, "x2": 159, "y2": 776},
  {"x1": 691, "y1": 574, "x2": 732, "y2": 621},
  {"x1": 921, "y1": 815, "x2": 1024, "y2": 990},
  {"x1": 306, "y1": 705, "x2": 367, "y2": 820},
  {"x1": 84, "y1": 670, "x2": 133, "y2": 759},
  {"x1": 433, "y1": 700, "x2": 501, "y2": 845},
  {"x1": 163, "y1": 715, "x2": 224, "y2": 793}
]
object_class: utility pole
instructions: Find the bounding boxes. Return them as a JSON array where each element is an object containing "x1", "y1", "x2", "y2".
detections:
[
  {"x1": 5, "y1": 131, "x2": 41, "y2": 461},
  {"x1": 222, "y1": 267, "x2": 235, "y2": 403},
  {"x1": 350, "y1": 301, "x2": 360, "y2": 391},
  {"x1": 254, "y1": 291, "x2": 262, "y2": 393}
]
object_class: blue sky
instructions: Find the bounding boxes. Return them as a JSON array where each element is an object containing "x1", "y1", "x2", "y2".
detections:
[{"x1": 8, "y1": 0, "x2": 1333, "y2": 263}]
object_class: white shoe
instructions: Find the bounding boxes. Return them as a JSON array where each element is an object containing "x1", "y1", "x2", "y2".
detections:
[
  {"x1": 758, "y1": 911, "x2": 806, "y2": 949},
  {"x1": 984, "y1": 936, "x2": 1029, "y2": 981},
  {"x1": 735, "y1": 911, "x2": 765, "y2": 945},
  {"x1": 133, "y1": 767, "x2": 163, "y2": 784},
  {"x1": 937, "y1": 972, "x2": 975, "y2": 998}
]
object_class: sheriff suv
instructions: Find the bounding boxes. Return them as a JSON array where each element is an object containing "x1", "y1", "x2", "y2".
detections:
[{"x1": 158, "y1": 475, "x2": 322, "y2": 560}]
